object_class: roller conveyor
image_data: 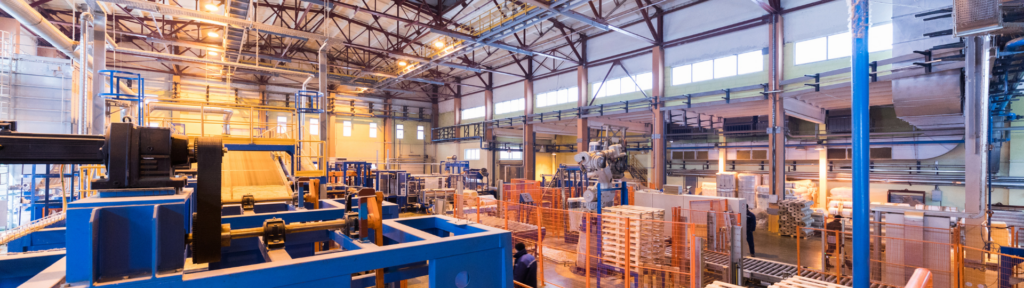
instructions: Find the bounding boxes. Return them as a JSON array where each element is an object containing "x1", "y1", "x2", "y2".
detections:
[{"x1": 740, "y1": 257, "x2": 901, "y2": 288}]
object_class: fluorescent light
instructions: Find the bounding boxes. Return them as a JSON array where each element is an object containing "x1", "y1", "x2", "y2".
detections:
[{"x1": 209, "y1": 51, "x2": 219, "y2": 56}]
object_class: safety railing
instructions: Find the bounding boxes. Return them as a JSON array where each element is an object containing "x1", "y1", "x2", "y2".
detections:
[
  {"x1": 77, "y1": 164, "x2": 106, "y2": 199},
  {"x1": 792, "y1": 221, "x2": 959, "y2": 288},
  {"x1": 295, "y1": 140, "x2": 326, "y2": 177},
  {"x1": 144, "y1": 101, "x2": 299, "y2": 145},
  {"x1": 0, "y1": 211, "x2": 64, "y2": 246}
]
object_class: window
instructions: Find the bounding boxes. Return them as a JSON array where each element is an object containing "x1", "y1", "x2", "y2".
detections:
[
  {"x1": 417, "y1": 126, "x2": 424, "y2": 140},
  {"x1": 499, "y1": 151, "x2": 523, "y2": 160},
  {"x1": 594, "y1": 72, "x2": 653, "y2": 98},
  {"x1": 495, "y1": 98, "x2": 525, "y2": 114},
  {"x1": 396, "y1": 124, "x2": 404, "y2": 139},
  {"x1": 869, "y1": 23, "x2": 893, "y2": 53},
  {"x1": 277, "y1": 116, "x2": 288, "y2": 134},
  {"x1": 461, "y1": 106, "x2": 485, "y2": 120},
  {"x1": 309, "y1": 119, "x2": 319, "y2": 135},
  {"x1": 464, "y1": 148, "x2": 480, "y2": 160},
  {"x1": 672, "y1": 51, "x2": 763, "y2": 85},
  {"x1": 713, "y1": 55, "x2": 737, "y2": 78},
  {"x1": 737, "y1": 51, "x2": 763, "y2": 75},
  {"x1": 369, "y1": 122, "x2": 378, "y2": 138},
  {"x1": 343, "y1": 121, "x2": 352, "y2": 136},
  {"x1": 537, "y1": 87, "x2": 578, "y2": 107},
  {"x1": 672, "y1": 65, "x2": 692, "y2": 85},
  {"x1": 795, "y1": 24, "x2": 894, "y2": 65}
]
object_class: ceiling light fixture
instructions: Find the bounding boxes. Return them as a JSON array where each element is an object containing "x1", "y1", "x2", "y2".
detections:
[
  {"x1": 208, "y1": 31, "x2": 219, "y2": 38},
  {"x1": 398, "y1": 61, "x2": 407, "y2": 66},
  {"x1": 209, "y1": 51, "x2": 219, "y2": 56},
  {"x1": 434, "y1": 41, "x2": 445, "y2": 48},
  {"x1": 205, "y1": 3, "x2": 218, "y2": 11}
]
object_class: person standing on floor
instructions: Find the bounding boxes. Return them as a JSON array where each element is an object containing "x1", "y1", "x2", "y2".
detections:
[
  {"x1": 746, "y1": 205, "x2": 756, "y2": 256},
  {"x1": 513, "y1": 242, "x2": 538, "y2": 287}
]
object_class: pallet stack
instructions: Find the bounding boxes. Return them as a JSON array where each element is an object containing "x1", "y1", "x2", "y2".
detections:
[
  {"x1": 737, "y1": 174, "x2": 758, "y2": 207},
  {"x1": 778, "y1": 199, "x2": 814, "y2": 237},
  {"x1": 600, "y1": 205, "x2": 668, "y2": 269},
  {"x1": 716, "y1": 172, "x2": 737, "y2": 197}
]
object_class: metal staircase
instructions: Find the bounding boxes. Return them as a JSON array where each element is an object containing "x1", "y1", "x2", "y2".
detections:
[{"x1": 628, "y1": 154, "x2": 648, "y2": 187}]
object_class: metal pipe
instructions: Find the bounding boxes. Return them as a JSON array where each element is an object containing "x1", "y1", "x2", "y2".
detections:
[
  {"x1": 78, "y1": 9, "x2": 92, "y2": 135},
  {"x1": 227, "y1": 219, "x2": 348, "y2": 240},
  {"x1": 846, "y1": 2, "x2": 868, "y2": 282}
]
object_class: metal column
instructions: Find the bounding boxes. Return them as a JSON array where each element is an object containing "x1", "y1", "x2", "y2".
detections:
[
  {"x1": 524, "y1": 73, "x2": 536, "y2": 180},
  {"x1": 768, "y1": 14, "x2": 786, "y2": 200},
  {"x1": 319, "y1": 43, "x2": 332, "y2": 159},
  {"x1": 963, "y1": 36, "x2": 991, "y2": 285},
  {"x1": 577, "y1": 65, "x2": 589, "y2": 153},
  {"x1": 850, "y1": 1, "x2": 870, "y2": 287},
  {"x1": 651, "y1": 46, "x2": 666, "y2": 189}
]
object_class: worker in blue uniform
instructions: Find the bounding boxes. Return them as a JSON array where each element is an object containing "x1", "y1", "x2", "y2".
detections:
[
  {"x1": 513, "y1": 242, "x2": 538, "y2": 287},
  {"x1": 746, "y1": 205, "x2": 756, "y2": 256}
]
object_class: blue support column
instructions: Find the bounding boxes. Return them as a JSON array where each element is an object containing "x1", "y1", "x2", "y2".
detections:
[{"x1": 850, "y1": 1, "x2": 870, "y2": 287}]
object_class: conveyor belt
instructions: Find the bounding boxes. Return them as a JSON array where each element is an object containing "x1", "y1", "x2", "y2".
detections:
[
  {"x1": 741, "y1": 257, "x2": 900, "y2": 288},
  {"x1": 220, "y1": 151, "x2": 291, "y2": 203}
]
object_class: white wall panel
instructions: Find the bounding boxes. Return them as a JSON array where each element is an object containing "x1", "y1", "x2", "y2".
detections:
[
  {"x1": 663, "y1": 0, "x2": 766, "y2": 40},
  {"x1": 461, "y1": 91, "x2": 485, "y2": 108},
  {"x1": 439, "y1": 99, "x2": 455, "y2": 113},
  {"x1": 783, "y1": 0, "x2": 891, "y2": 42},
  {"x1": 665, "y1": 26, "x2": 767, "y2": 67},
  {"x1": 494, "y1": 81, "x2": 525, "y2": 102},
  {"x1": 534, "y1": 69, "x2": 577, "y2": 94}
]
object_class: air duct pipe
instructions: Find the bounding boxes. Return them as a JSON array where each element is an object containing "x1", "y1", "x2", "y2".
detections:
[
  {"x1": 147, "y1": 103, "x2": 234, "y2": 135},
  {"x1": 0, "y1": 0, "x2": 136, "y2": 134},
  {"x1": 78, "y1": 10, "x2": 92, "y2": 135}
]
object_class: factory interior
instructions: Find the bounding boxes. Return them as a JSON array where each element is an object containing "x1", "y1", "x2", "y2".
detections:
[{"x1": 0, "y1": 0, "x2": 1018, "y2": 287}]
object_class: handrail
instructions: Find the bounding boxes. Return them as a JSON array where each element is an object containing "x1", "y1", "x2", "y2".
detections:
[{"x1": 0, "y1": 211, "x2": 65, "y2": 246}]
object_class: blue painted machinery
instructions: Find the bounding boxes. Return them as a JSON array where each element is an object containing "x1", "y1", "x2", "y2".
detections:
[{"x1": 0, "y1": 122, "x2": 513, "y2": 287}]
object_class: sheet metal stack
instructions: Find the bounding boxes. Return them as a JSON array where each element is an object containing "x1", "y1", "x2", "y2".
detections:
[
  {"x1": 716, "y1": 172, "x2": 737, "y2": 197},
  {"x1": 601, "y1": 205, "x2": 668, "y2": 269},
  {"x1": 778, "y1": 199, "x2": 814, "y2": 237}
]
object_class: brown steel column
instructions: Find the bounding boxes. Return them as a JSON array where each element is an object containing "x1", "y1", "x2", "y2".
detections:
[
  {"x1": 484, "y1": 89, "x2": 494, "y2": 140},
  {"x1": 384, "y1": 99, "x2": 394, "y2": 168},
  {"x1": 453, "y1": 96, "x2": 462, "y2": 138},
  {"x1": 577, "y1": 66, "x2": 589, "y2": 152},
  {"x1": 651, "y1": 46, "x2": 666, "y2": 190},
  {"x1": 524, "y1": 78, "x2": 536, "y2": 180},
  {"x1": 768, "y1": 14, "x2": 786, "y2": 198}
]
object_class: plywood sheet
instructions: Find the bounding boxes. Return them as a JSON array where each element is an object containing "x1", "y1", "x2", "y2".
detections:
[{"x1": 221, "y1": 151, "x2": 290, "y2": 202}]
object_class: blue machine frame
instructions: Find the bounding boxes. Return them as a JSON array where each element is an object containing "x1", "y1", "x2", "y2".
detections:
[{"x1": 2, "y1": 185, "x2": 512, "y2": 287}]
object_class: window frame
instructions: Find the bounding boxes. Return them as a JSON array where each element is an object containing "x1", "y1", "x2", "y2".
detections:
[{"x1": 417, "y1": 126, "x2": 424, "y2": 140}]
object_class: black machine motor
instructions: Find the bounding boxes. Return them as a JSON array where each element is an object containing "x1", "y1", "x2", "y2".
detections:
[{"x1": 0, "y1": 121, "x2": 193, "y2": 189}]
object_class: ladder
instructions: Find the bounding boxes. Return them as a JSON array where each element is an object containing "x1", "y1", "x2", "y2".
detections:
[
  {"x1": 627, "y1": 154, "x2": 648, "y2": 187},
  {"x1": 0, "y1": 30, "x2": 12, "y2": 120}
]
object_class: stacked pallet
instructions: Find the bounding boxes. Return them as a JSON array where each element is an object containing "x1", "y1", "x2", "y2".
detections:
[
  {"x1": 778, "y1": 199, "x2": 814, "y2": 237},
  {"x1": 737, "y1": 174, "x2": 758, "y2": 207},
  {"x1": 716, "y1": 172, "x2": 737, "y2": 197},
  {"x1": 600, "y1": 205, "x2": 668, "y2": 269},
  {"x1": 700, "y1": 182, "x2": 718, "y2": 196},
  {"x1": 784, "y1": 180, "x2": 818, "y2": 201}
]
